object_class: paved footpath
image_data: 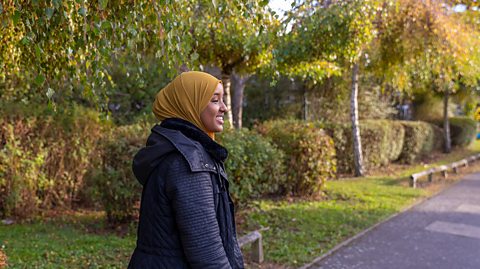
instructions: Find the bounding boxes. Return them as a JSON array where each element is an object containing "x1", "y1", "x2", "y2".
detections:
[{"x1": 304, "y1": 172, "x2": 480, "y2": 269}]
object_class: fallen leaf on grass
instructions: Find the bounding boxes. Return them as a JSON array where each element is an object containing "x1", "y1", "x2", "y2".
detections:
[{"x1": 0, "y1": 249, "x2": 7, "y2": 268}]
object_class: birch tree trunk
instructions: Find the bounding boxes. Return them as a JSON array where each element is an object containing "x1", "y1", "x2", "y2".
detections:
[
  {"x1": 351, "y1": 63, "x2": 365, "y2": 176},
  {"x1": 303, "y1": 85, "x2": 308, "y2": 121},
  {"x1": 221, "y1": 72, "x2": 233, "y2": 129},
  {"x1": 231, "y1": 72, "x2": 250, "y2": 129},
  {"x1": 443, "y1": 89, "x2": 452, "y2": 153}
]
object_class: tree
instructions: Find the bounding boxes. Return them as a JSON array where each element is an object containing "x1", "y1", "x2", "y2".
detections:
[
  {"x1": 0, "y1": 1, "x2": 197, "y2": 106},
  {"x1": 191, "y1": 0, "x2": 279, "y2": 129},
  {"x1": 275, "y1": 0, "x2": 378, "y2": 176},
  {"x1": 370, "y1": 0, "x2": 480, "y2": 153},
  {"x1": 231, "y1": 72, "x2": 250, "y2": 129}
]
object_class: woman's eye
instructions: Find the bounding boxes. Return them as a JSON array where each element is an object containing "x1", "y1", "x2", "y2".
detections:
[{"x1": 211, "y1": 99, "x2": 219, "y2": 103}]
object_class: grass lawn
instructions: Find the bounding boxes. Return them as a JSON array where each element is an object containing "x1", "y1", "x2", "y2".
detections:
[
  {"x1": 1, "y1": 141, "x2": 479, "y2": 268},
  {"x1": 0, "y1": 211, "x2": 136, "y2": 268}
]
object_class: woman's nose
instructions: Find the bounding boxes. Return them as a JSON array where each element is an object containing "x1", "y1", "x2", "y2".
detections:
[{"x1": 221, "y1": 100, "x2": 228, "y2": 112}]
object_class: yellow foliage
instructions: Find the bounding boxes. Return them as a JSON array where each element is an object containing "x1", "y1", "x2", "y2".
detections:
[{"x1": 474, "y1": 107, "x2": 480, "y2": 121}]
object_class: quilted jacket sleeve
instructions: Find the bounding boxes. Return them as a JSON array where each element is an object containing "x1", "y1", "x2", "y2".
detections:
[{"x1": 165, "y1": 154, "x2": 232, "y2": 269}]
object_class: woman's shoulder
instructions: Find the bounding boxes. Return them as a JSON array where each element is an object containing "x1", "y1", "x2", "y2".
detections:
[{"x1": 152, "y1": 125, "x2": 217, "y2": 174}]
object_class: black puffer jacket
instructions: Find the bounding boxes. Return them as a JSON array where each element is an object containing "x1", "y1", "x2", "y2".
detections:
[{"x1": 128, "y1": 118, "x2": 244, "y2": 269}]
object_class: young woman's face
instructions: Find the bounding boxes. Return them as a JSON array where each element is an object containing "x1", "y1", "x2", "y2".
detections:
[{"x1": 201, "y1": 83, "x2": 227, "y2": 133}]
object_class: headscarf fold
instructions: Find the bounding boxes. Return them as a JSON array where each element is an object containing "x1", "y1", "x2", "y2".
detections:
[{"x1": 152, "y1": 71, "x2": 222, "y2": 139}]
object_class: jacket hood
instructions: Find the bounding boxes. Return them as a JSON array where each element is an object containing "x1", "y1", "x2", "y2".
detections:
[
  {"x1": 132, "y1": 118, "x2": 228, "y2": 186},
  {"x1": 132, "y1": 126, "x2": 176, "y2": 186}
]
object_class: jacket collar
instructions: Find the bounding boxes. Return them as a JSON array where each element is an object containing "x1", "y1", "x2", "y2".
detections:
[{"x1": 160, "y1": 118, "x2": 228, "y2": 163}]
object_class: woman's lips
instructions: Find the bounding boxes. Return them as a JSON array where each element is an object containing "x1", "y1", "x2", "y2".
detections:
[{"x1": 216, "y1": 115, "x2": 224, "y2": 124}]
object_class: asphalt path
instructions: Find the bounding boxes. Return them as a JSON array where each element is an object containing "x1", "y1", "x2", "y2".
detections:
[{"x1": 304, "y1": 172, "x2": 480, "y2": 269}]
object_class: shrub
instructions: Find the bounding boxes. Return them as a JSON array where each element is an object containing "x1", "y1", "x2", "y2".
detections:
[
  {"x1": 449, "y1": 117, "x2": 477, "y2": 147},
  {"x1": 217, "y1": 128, "x2": 286, "y2": 207},
  {"x1": 322, "y1": 120, "x2": 405, "y2": 174},
  {"x1": 413, "y1": 95, "x2": 454, "y2": 122},
  {"x1": 0, "y1": 103, "x2": 105, "y2": 218},
  {"x1": 383, "y1": 121, "x2": 406, "y2": 162},
  {"x1": 89, "y1": 124, "x2": 149, "y2": 224},
  {"x1": 258, "y1": 120, "x2": 336, "y2": 196},
  {"x1": 399, "y1": 121, "x2": 444, "y2": 164},
  {"x1": 360, "y1": 120, "x2": 405, "y2": 168},
  {"x1": 91, "y1": 124, "x2": 285, "y2": 220}
]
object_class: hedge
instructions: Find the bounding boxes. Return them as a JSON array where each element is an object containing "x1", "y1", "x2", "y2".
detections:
[
  {"x1": 92, "y1": 124, "x2": 286, "y2": 222},
  {"x1": 449, "y1": 117, "x2": 477, "y2": 147},
  {"x1": 322, "y1": 120, "x2": 405, "y2": 174},
  {"x1": 88, "y1": 124, "x2": 149, "y2": 224},
  {"x1": 258, "y1": 120, "x2": 336, "y2": 196},
  {"x1": 217, "y1": 128, "x2": 286, "y2": 207},
  {"x1": 399, "y1": 121, "x2": 444, "y2": 164},
  {"x1": 0, "y1": 104, "x2": 301, "y2": 219},
  {"x1": 0, "y1": 104, "x2": 105, "y2": 219}
]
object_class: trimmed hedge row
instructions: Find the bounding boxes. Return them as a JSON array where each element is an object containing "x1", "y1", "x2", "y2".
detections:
[
  {"x1": 321, "y1": 120, "x2": 445, "y2": 172},
  {"x1": 0, "y1": 105, "x2": 286, "y2": 221},
  {"x1": 92, "y1": 125, "x2": 286, "y2": 222},
  {"x1": 95, "y1": 120, "x2": 334, "y2": 221},
  {"x1": 1, "y1": 103, "x2": 471, "y2": 222},
  {"x1": 322, "y1": 120, "x2": 406, "y2": 173},
  {"x1": 399, "y1": 121, "x2": 444, "y2": 164},
  {"x1": 449, "y1": 117, "x2": 477, "y2": 147},
  {"x1": 217, "y1": 128, "x2": 286, "y2": 206},
  {"x1": 258, "y1": 120, "x2": 337, "y2": 196}
]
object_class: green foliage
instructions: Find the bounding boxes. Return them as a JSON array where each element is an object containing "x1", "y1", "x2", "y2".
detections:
[
  {"x1": 0, "y1": 0, "x2": 197, "y2": 103},
  {"x1": 106, "y1": 54, "x2": 170, "y2": 124},
  {"x1": 399, "y1": 121, "x2": 444, "y2": 164},
  {"x1": 276, "y1": 0, "x2": 378, "y2": 84},
  {"x1": 89, "y1": 124, "x2": 149, "y2": 224},
  {"x1": 361, "y1": 120, "x2": 406, "y2": 166},
  {"x1": 386, "y1": 122, "x2": 408, "y2": 162},
  {"x1": 449, "y1": 116, "x2": 477, "y2": 147},
  {"x1": 242, "y1": 76, "x2": 304, "y2": 126},
  {"x1": 217, "y1": 128, "x2": 286, "y2": 207},
  {"x1": 244, "y1": 74, "x2": 397, "y2": 128},
  {"x1": 370, "y1": 0, "x2": 480, "y2": 95},
  {"x1": 193, "y1": 0, "x2": 279, "y2": 74},
  {"x1": 461, "y1": 97, "x2": 478, "y2": 118},
  {"x1": 90, "y1": 122, "x2": 287, "y2": 218},
  {"x1": 412, "y1": 93, "x2": 456, "y2": 122},
  {"x1": 258, "y1": 120, "x2": 336, "y2": 196},
  {"x1": 0, "y1": 103, "x2": 105, "y2": 218},
  {"x1": 323, "y1": 120, "x2": 405, "y2": 174},
  {"x1": 309, "y1": 79, "x2": 397, "y2": 122},
  {"x1": 357, "y1": 88, "x2": 398, "y2": 120}
]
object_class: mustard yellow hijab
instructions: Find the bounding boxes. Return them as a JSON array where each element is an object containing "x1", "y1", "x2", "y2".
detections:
[{"x1": 152, "y1": 71, "x2": 222, "y2": 139}]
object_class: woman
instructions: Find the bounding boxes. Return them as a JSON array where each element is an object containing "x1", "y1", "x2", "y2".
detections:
[{"x1": 128, "y1": 71, "x2": 244, "y2": 269}]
